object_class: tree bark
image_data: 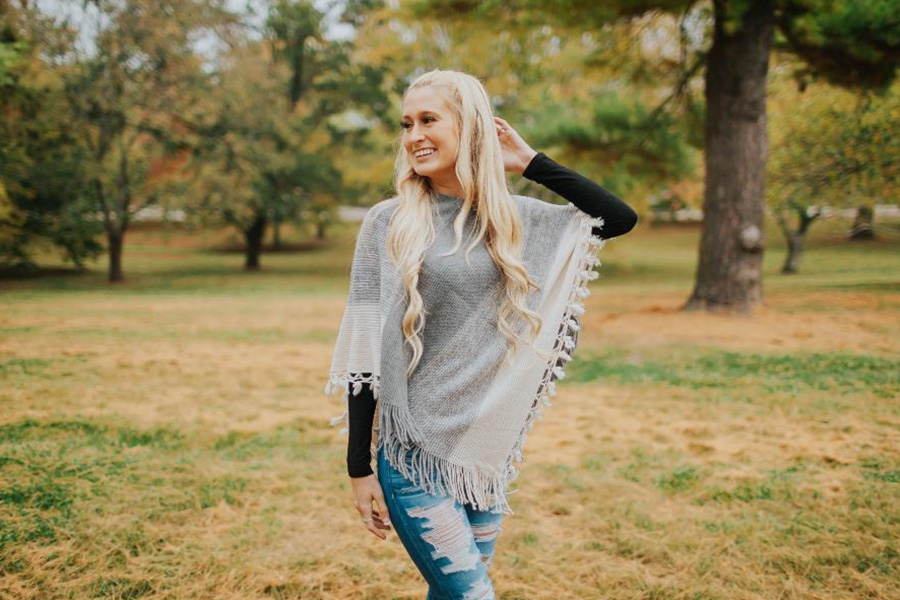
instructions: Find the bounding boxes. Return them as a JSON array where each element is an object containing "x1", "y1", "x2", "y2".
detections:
[
  {"x1": 684, "y1": 0, "x2": 774, "y2": 314},
  {"x1": 107, "y1": 228, "x2": 125, "y2": 283},
  {"x1": 244, "y1": 212, "x2": 267, "y2": 270}
]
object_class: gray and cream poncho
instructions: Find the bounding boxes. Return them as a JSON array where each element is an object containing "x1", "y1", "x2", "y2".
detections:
[{"x1": 326, "y1": 191, "x2": 605, "y2": 515}]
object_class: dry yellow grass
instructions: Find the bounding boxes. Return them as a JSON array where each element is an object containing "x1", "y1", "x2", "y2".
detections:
[{"x1": 1, "y1": 219, "x2": 898, "y2": 599}]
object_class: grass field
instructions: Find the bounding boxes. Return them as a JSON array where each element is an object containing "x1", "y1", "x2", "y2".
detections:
[{"x1": 1, "y1": 215, "x2": 899, "y2": 599}]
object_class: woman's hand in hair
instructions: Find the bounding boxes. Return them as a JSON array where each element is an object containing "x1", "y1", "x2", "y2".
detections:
[
  {"x1": 494, "y1": 116, "x2": 538, "y2": 174},
  {"x1": 351, "y1": 474, "x2": 392, "y2": 540}
]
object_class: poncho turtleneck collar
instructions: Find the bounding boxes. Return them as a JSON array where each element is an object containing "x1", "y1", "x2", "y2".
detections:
[
  {"x1": 433, "y1": 191, "x2": 464, "y2": 203},
  {"x1": 431, "y1": 191, "x2": 471, "y2": 221}
]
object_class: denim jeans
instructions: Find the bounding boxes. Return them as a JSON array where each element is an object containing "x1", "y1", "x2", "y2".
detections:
[{"x1": 377, "y1": 445, "x2": 504, "y2": 600}]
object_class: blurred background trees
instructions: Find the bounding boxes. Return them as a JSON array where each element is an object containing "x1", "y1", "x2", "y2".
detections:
[
  {"x1": 407, "y1": 0, "x2": 900, "y2": 311},
  {"x1": 1, "y1": 0, "x2": 898, "y2": 311},
  {"x1": 0, "y1": 3, "x2": 101, "y2": 272},
  {"x1": 768, "y1": 67, "x2": 900, "y2": 273}
]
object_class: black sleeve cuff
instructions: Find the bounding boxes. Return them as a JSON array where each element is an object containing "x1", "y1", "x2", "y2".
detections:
[
  {"x1": 349, "y1": 464, "x2": 374, "y2": 478},
  {"x1": 522, "y1": 151, "x2": 548, "y2": 181}
]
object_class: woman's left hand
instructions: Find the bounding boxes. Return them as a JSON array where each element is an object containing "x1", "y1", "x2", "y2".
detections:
[{"x1": 494, "y1": 116, "x2": 538, "y2": 174}]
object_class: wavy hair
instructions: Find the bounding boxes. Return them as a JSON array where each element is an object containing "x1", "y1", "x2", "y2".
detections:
[{"x1": 385, "y1": 69, "x2": 547, "y2": 377}]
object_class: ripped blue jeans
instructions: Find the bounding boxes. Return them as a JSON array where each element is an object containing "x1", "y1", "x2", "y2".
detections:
[{"x1": 377, "y1": 445, "x2": 504, "y2": 600}]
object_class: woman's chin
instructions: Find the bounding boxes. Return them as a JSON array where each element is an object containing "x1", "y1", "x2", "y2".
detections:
[{"x1": 414, "y1": 165, "x2": 450, "y2": 179}]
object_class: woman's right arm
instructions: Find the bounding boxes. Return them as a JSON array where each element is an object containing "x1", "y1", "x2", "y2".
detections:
[
  {"x1": 347, "y1": 373, "x2": 392, "y2": 540},
  {"x1": 347, "y1": 373, "x2": 376, "y2": 477}
]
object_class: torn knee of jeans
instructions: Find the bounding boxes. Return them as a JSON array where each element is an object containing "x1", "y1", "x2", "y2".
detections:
[
  {"x1": 471, "y1": 522, "x2": 502, "y2": 543},
  {"x1": 405, "y1": 499, "x2": 482, "y2": 575}
]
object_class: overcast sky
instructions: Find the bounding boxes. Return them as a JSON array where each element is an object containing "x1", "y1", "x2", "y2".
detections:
[{"x1": 35, "y1": 0, "x2": 355, "y2": 61}]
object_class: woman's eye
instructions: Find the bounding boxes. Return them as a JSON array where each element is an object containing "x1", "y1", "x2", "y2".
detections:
[{"x1": 400, "y1": 116, "x2": 435, "y2": 129}]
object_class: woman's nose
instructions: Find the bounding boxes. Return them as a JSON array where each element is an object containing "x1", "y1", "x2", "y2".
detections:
[{"x1": 409, "y1": 123, "x2": 425, "y2": 142}]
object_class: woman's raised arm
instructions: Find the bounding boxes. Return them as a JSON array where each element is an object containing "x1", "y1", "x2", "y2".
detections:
[{"x1": 522, "y1": 152, "x2": 638, "y2": 239}]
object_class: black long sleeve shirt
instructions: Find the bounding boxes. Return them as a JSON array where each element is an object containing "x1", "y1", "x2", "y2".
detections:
[{"x1": 345, "y1": 151, "x2": 638, "y2": 477}]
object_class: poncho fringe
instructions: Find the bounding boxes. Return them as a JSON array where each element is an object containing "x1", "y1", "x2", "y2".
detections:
[{"x1": 326, "y1": 208, "x2": 606, "y2": 515}]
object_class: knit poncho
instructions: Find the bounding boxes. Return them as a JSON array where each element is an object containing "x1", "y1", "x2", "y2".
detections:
[{"x1": 326, "y1": 191, "x2": 605, "y2": 515}]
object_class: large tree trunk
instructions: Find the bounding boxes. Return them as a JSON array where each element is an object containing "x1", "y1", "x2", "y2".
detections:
[
  {"x1": 107, "y1": 227, "x2": 125, "y2": 283},
  {"x1": 684, "y1": 0, "x2": 774, "y2": 314},
  {"x1": 244, "y1": 212, "x2": 267, "y2": 271}
]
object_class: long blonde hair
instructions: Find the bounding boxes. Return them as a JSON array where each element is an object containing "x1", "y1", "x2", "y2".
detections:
[{"x1": 386, "y1": 69, "x2": 545, "y2": 377}]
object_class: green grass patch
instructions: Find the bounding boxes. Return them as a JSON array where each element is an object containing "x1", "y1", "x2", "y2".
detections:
[
  {"x1": 657, "y1": 466, "x2": 700, "y2": 493},
  {"x1": 0, "y1": 357, "x2": 55, "y2": 377},
  {"x1": 0, "y1": 355, "x2": 91, "y2": 391},
  {"x1": 568, "y1": 348, "x2": 900, "y2": 399},
  {"x1": 0, "y1": 417, "x2": 327, "y2": 558},
  {"x1": 861, "y1": 457, "x2": 900, "y2": 484},
  {"x1": 695, "y1": 465, "x2": 808, "y2": 505},
  {"x1": 0, "y1": 325, "x2": 39, "y2": 335},
  {"x1": 0, "y1": 419, "x2": 181, "y2": 549}
]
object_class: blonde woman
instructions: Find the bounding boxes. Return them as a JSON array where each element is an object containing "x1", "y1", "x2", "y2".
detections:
[{"x1": 326, "y1": 69, "x2": 637, "y2": 599}]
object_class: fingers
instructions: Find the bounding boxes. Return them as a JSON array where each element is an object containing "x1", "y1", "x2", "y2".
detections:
[
  {"x1": 356, "y1": 492, "x2": 391, "y2": 541},
  {"x1": 494, "y1": 116, "x2": 511, "y2": 137},
  {"x1": 359, "y1": 505, "x2": 387, "y2": 540},
  {"x1": 375, "y1": 494, "x2": 391, "y2": 530},
  {"x1": 494, "y1": 116, "x2": 510, "y2": 128},
  {"x1": 366, "y1": 517, "x2": 388, "y2": 540}
]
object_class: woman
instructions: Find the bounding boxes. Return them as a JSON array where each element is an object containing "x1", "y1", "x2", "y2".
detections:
[{"x1": 325, "y1": 69, "x2": 637, "y2": 599}]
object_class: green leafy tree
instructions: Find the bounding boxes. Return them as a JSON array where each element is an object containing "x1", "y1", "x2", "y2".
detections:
[
  {"x1": 58, "y1": 0, "x2": 237, "y2": 282},
  {"x1": 184, "y1": 37, "x2": 341, "y2": 269},
  {"x1": 265, "y1": 0, "x2": 332, "y2": 249},
  {"x1": 265, "y1": 0, "x2": 394, "y2": 241},
  {"x1": 0, "y1": 3, "x2": 102, "y2": 271},
  {"x1": 184, "y1": 0, "x2": 388, "y2": 268},
  {"x1": 768, "y1": 71, "x2": 900, "y2": 272}
]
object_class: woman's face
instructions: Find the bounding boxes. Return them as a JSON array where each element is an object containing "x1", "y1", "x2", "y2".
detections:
[{"x1": 401, "y1": 86, "x2": 460, "y2": 186}]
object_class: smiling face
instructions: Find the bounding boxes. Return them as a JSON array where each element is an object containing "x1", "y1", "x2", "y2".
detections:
[{"x1": 401, "y1": 86, "x2": 462, "y2": 195}]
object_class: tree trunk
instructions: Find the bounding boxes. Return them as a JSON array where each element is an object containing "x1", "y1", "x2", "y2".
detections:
[
  {"x1": 684, "y1": 0, "x2": 774, "y2": 314},
  {"x1": 316, "y1": 219, "x2": 326, "y2": 240},
  {"x1": 849, "y1": 205, "x2": 874, "y2": 240},
  {"x1": 244, "y1": 212, "x2": 267, "y2": 270},
  {"x1": 782, "y1": 231, "x2": 803, "y2": 274},
  {"x1": 107, "y1": 228, "x2": 125, "y2": 283},
  {"x1": 781, "y1": 207, "x2": 818, "y2": 274}
]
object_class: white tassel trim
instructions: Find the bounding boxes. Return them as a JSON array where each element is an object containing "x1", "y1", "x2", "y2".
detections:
[
  {"x1": 379, "y1": 402, "x2": 515, "y2": 515},
  {"x1": 324, "y1": 372, "x2": 381, "y2": 436},
  {"x1": 501, "y1": 211, "x2": 605, "y2": 491}
]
